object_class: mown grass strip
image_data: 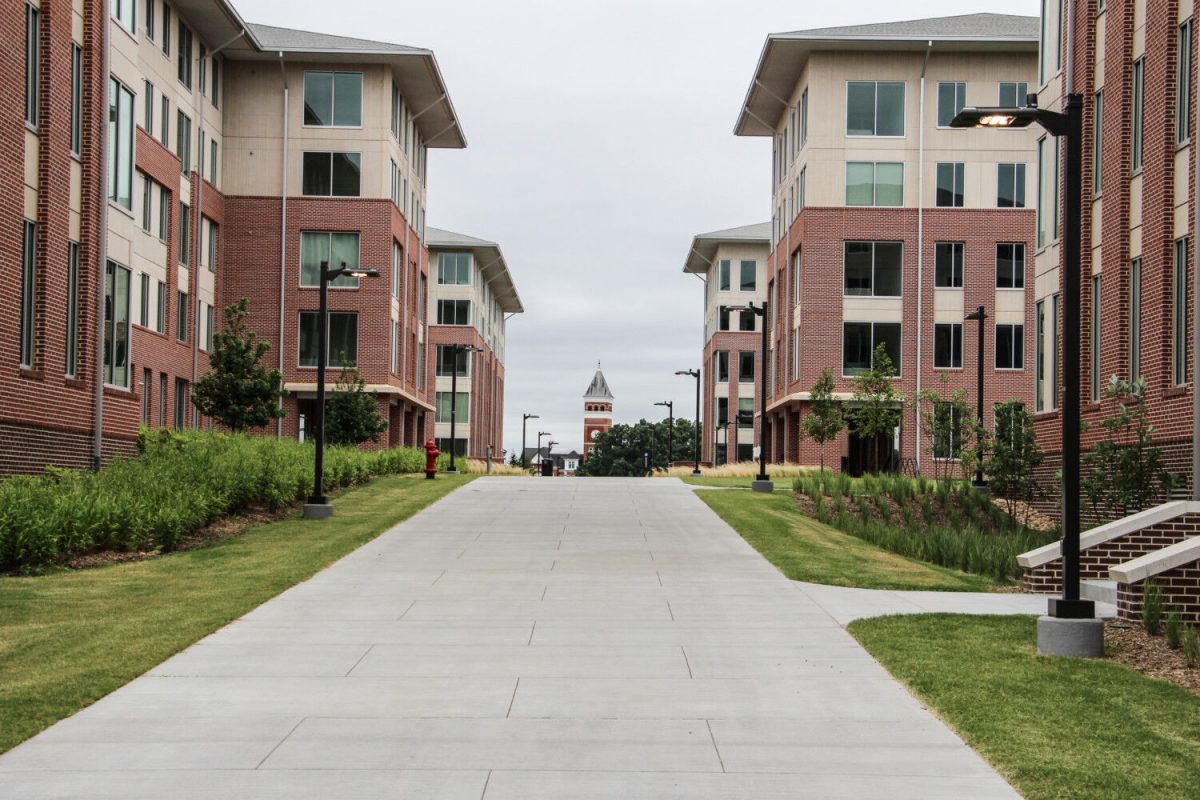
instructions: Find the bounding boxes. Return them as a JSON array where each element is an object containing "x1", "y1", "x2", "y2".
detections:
[{"x1": 0, "y1": 473, "x2": 472, "y2": 754}]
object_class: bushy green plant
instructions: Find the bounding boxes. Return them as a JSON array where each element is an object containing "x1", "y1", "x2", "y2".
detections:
[
  {"x1": 1141, "y1": 579, "x2": 1165, "y2": 636},
  {"x1": 800, "y1": 369, "x2": 845, "y2": 472},
  {"x1": 191, "y1": 299, "x2": 286, "y2": 432},
  {"x1": 0, "y1": 432, "x2": 427, "y2": 572},
  {"x1": 846, "y1": 344, "x2": 904, "y2": 474},
  {"x1": 1165, "y1": 610, "x2": 1184, "y2": 650},
  {"x1": 1183, "y1": 626, "x2": 1200, "y2": 668},
  {"x1": 324, "y1": 365, "x2": 388, "y2": 446}
]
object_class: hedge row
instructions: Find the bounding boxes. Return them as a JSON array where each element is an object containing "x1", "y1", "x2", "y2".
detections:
[{"x1": 0, "y1": 431, "x2": 430, "y2": 572}]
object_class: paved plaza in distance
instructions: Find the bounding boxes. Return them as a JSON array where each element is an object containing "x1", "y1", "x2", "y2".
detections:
[{"x1": 0, "y1": 479, "x2": 1023, "y2": 798}]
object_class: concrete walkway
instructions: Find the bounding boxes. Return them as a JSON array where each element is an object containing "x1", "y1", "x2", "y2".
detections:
[{"x1": 1, "y1": 478, "x2": 1024, "y2": 799}]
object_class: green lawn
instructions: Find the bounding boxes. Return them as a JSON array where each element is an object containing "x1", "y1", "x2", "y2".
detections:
[
  {"x1": 695, "y1": 485, "x2": 999, "y2": 591},
  {"x1": 0, "y1": 473, "x2": 472, "y2": 754},
  {"x1": 851, "y1": 615, "x2": 1200, "y2": 800}
]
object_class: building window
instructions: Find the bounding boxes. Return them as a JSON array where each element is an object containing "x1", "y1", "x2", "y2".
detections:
[
  {"x1": 718, "y1": 259, "x2": 730, "y2": 291},
  {"x1": 843, "y1": 322, "x2": 901, "y2": 376},
  {"x1": 303, "y1": 71, "x2": 363, "y2": 127},
  {"x1": 198, "y1": 43, "x2": 207, "y2": 95},
  {"x1": 932, "y1": 402, "x2": 964, "y2": 459},
  {"x1": 301, "y1": 152, "x2": 361, "y2": 196},
  {"x1": 846, "y1": 80, "x2": 905, "y2": 136},
  {"x1": 205, "y1": 219, "x2": 218, "y2": 271},
  {"x1": 1181, "y1": 21, "x2": 1194, "y2": 143},
  {"x1": 104, "y1": 261, "x2": 131, "y2": 387},
  {"x1": 846, "y1": 162, "x2": 903, "y2": 206},
  {"x1": 141, "y1": 176, "x2": 152, "y2": 232},
  {"x1": 740, "y1": 260, "x2": 757, "y2": 291},
  {"x1": 995, "y1": 324, "x2": 1024, "y2": 370},
  {"x1": 997, "y1": 163, "x2": 1026, "y2": 208},
  {"x1": 1037, "y1": 136, "x2": 1060, "y2": 248},
  {"x1": 161, "y1": 2, "x2": 170, "y2": 55},
  {"x1": 1051, "y1": 296, "x2": 1060, "y2": 408},
  {"x1": 935, "y1": 242, "x2": 964, "y2": 288},
  {"x1": 177, "y1": 110, "x2": 191, "y2": 174},
  {"x1": 174, "y1": 377, "x2": 188, "y2": 430},
  {"x1": 1129, "y1": 258, "x2": 1141, "y2": 380},
  {"x1": 435, "y1": 392, "x2": 469, "y2": 423},
  {"x1": 935, "y1": 162, "x2": 965, "y2": 207},
  {"x1": 176, "y1": 290, "x2": 188, "y2": 343},
  {"x1": 146, "y1": 0, "x2": 154, "y2": 40},
  {"x1": 209, "y1": 139, "x2": 217, "y2": 184},
  {"x1": 179, "y1": 203, "x2": 191, "y2": 265},
  {"x1": 156, "y1": 280, "x2": 166, "y2": 333},
  {"x1": 205, "y1": 303, "x2": 214, "y2": 352},
  {"x1": 716, "y1": 397, "x2": 729, "y2": 426},
  {"x1": 159, "y1": 95, "x2": 169, "y2": 146},
  {"x1": 211, "y1": 57, "x2": 220, "y2": 108},
  {"x1": 142, "y1": 368, "x2": 152, "y2": 423},
  {"x1": 436, "y1": 345, "x2": 471, "y2": 377},
  {"x1": 844, "y1": 241, "x2": 902, "y2": 297},
  {"x1": 737, "y1": 398, "x2": 754, "y2": 430},
  {"x1": 391, "y1": 242, "x2": 403, "y2": 299},
  {"x1": 109, "y1": 79, "x2": 134, "y2": 209},
  {"x1": 437, "y1": 299, "x2": 471, "y2": 326},
  {"x1": 157, "y1": 185, "x2": 168, "y2": 241},
  {"x1": 157, "y1": 373, "x2": 166, "y2": 426},
  {"x1": 996, "y1": 244, "x2": 1026, "y2": 289},
  {"x1": 298, "y1": 311, "x2": 358, "y2": 368},
  {"x1": 438, "y1": 252, "x2": 472, "y2": 285},
  {"x1": 20, "y1": 221, "x2": 36, "y2": 367},
  {"x1": 139, "y1": 271, "x2": 149, "y2": 327},
  {"x1": 934, "y1": 323, "x2": 962, "y2": 369},
  {"x1": 1174, "y1": 238, "x2": 1189, "y2": 385},
  {"x1": 1091, "y1": 274, "x2": 1102, "y2": 402},
  {"x1": 112, "y1": 0, "x2": 135, "y2": 32},
  {"x1": 25, "y1": 4, "x2": 38, "y2": 128},
  {"x1": 177, "y1": 20, "x2": 193, "y2": 88},
  {"x1": 1132, "y1": 57, "x2": 1145, "y2": 172},
  {"x1": 1036, "y1": 299, "x2": 1046, "y2": 412},
  {"x1": 71, "y1": 45, "x2": 83, "y2": 155},
  {"x1": 998, "y1": 81, "x2": 1029, "y2": 108},
  {"x1": 738, "y1": 351, "x2": 754, "y2": 383},
  {"x1": 937, "y1": 81, "x2": 966, "y2": 127},
  {"x1": 800, "y1": 87, "x2": 808, "y2": 145},
  {"x1": 67, "y1": 242, "x2": 80, "y2": 376},
  {"x1": 1093, "y1": 89, "x2": 1104, "y2": 194},
  {"x1": 714, "y1": 350, "x2": 729, "y2": 382},
  {"x1": 300, "y1": 231, "x2": 360, "y2": 288}
]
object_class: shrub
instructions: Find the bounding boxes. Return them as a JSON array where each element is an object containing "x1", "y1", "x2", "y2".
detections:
[
  {"x1": 1141, "y1": 579, "x2": 1165, "y2": 636},
  {"x1": 1165, "y1": 610, "x2": 1184, "y2": 650},
  {"x1": 0, "y1": 432, "x2": 427, "y2": 572},
  {"x1": 1183, "y1": 626, "x2": 1200, "y2": 668}
]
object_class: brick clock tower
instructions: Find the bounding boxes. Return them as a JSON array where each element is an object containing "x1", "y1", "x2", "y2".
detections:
[{"x1": 582, "y1": 366, "x2": 614, "y2": 462}]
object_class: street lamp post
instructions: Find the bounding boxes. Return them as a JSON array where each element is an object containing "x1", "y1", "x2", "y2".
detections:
[
  {"x1": 674, "y1": 370, "x2": 701, "y2": 476},
  {"x1": 522, "y1": 413, "x2": 539, "y2": 470},
  {"x1": 546, "y1": 440, "x2": 558, "y2": 476},
  {"x1": 654, "y1": 400, "x2": 674, "y2": 470},
  {"x1": 953, "y1": 93, "x2": 1100, "y2": 655},
  {"x1": 965, "y1": 305, "x2": 988, "y2": 487},
  {"x1": 303, "y1": 261, "x2": 381, "y2": 520},
  {"x1": 728, "y1": 303, "x2": 773, "y2": 493},
  {"x1": 445, "y1": 344, "x2": 482, "y2": 475},
  {"x1": 536, "y1": 431, "x2": 551, "y2": 475}
]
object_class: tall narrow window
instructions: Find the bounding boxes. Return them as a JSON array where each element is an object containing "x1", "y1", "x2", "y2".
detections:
[
  {"x1": 1180, "y1": 21, "x2": 1193, "y2": 143},
  {"x1": 1130, "y1": 258, "x2": 1141, "y2": 379},
  {"x1": 109, "y1": 79, "x2": 134, "y2": 209},
  {"x1": 211, "y1": 57, "x2": 220, "y2": 108},
  {"x1": 158, "y1": 373, "x2": 167, "y2": 426},
  {"x1": 177, "y1": 290, "x2": 188, "y2": 343},
  {"x1": 1051, "y1": 295, "x2": 1060, "y2": 409},
  {"x1": 25, "y1": 5, "x2": 38, "y2": 128},
  {"x1": 391, "y1": 242, "x2": 402, "y2": 299},
  {"x1": 177, "y1": 20, "x2": 193, "y2": 88},
  {"x1": 141, "y1": 176, "x2": 152, "y2": 232},
  {"x1": 111, "y1": 0, "x2": 135, "y2": 32},
  {"x1": 932, "y1": 403, "x2": 964, "y2": 459},
  {"x1": 199, "y1": 44, "x2": 207, "y2": 96},
  {"x1": 205, "y1": 218, "x2": 218, "y2": 271},
  {"x1": 800, "y1": 88, "x2": 808, "y2": 145},
  {"x1": 1174, "y1": 238, "x2": 1189, "y2": 385},
  {"x1": 71, "y1": 44, "x2": 83, "y2": 155},
  {"x1": 162, "y1": 2, "x2": 170, "y2": 55},
  {"x1": 209, "y1": 139, "x2": 217, "y2": 185},
  {"x1": 142, "y1": 369, "x2": 152, "y2": 423},
  {"x1": 740, "y1": 260, "x2": 757, "y2": 291},
  {"x1": 20, "y1": 220, "x2": 35, "y2": 367},
  {"x1": 157, "y1": 185, "x2": 168, "y2": 241},
  {"x1": 935, "y1": 242, "x2": 964, "y2": 288},
  {"x1": 177, "y1": 110, "x2": 191, "y2": 174},
  {"x1": 145, "y1": 0, "x2": 154, "y2": 40},
  {"x1": 160, "y1": 95, "x2": 169, "y2": 146},
  {"x1": 995, "y1": 324, "x2": 1025, "y2": 370},
  {"x1": 935, "y1": 162, "x2": 965, "y2": 207},
  {"x1": 1132, "y1": 57, "x2": 1145, "y2": 171},
  {"x1": 718, "y1": 259, "x2": 731, "y2": 291},
  {"x1": 156, "y1": 280, "x2": 166, "y2": 333},
  {"x1": 1036, "y1": 299, "x2": 1046, "y2": 411},
  {"x1": 937, "y1": 82, "x2": 966, "y2": 127},
  {"x1": 1093, "y1": 89, "x2": 1104, "y2": 194},
  {"x1": 997, "y1": 163, "x2": 1026, "y2": 208},
  {"x1": 67, "y1": 242, "x2": 80, "y2": 376},
  {"x1": 934, "y1": 323, "x2": 962, "y2": 369},
  {"x1": 143, "y1": 80, "x2": 154, "y2": 136},
  {"x1": 179, "y1": 203, "x2": 190, "y2": 265},
  {"x1": 174, "y1": 378, "x2": 188, "y2": 430},
  {"x1": 104, "y1": 261, "x2": 131, "y2": 387},
  {"x1": 139, "y1": 271, "x2": 149, "y2": 327},
  {"x1": 996, "y1": 244, "x2": 1026, "y2": 289},
  {"x1": 205, "y1": 303, "x2": 214, "y2": 351},
  {"x1": 1091, "y1": 274, "x2": 1102, "y2": 401},
  {"x1": 1037, "y1": 137, "x2": 1060, "y2": 247}
]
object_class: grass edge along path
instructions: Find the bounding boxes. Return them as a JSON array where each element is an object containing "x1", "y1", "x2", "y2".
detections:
[
  {"x1": 0, "y1": 473, "x2": 473, "y2": 755},
  {"x1": 693, "y1": 485, "x2": 999, "y2": 591},
  {"x1": 850, "y1": 614, "x2": 1200, "y2": 800}
]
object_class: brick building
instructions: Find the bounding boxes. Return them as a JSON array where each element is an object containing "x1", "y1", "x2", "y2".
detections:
[
  {"x1": 733, "y1": 13, "x2": 1040, "y2": 475},
  {"x1": 426, "y1": 226, "x2": 521, "y2": 461},
  {"x1": 582, "y1": 367, "x2": 613, "y2": 462},
  {"x1": 683, "y1": 223, "x2": 770, "y2": 465},
  {"x1": 1034, "y1": 0, "x2": 1198, "y2": 496},
  {"x1": 2, "y1": 0, "x2": 467, "y2": 474}
]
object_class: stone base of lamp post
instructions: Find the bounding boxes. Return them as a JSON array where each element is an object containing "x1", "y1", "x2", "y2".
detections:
[
  {"x1": 751, "y1": 479, "x2": 775, "y2": 493},
  {"x1": 303, "y1": 503, "x2": 334, "y2": 520},
  {"x1": 1036, "y1": 615, "x2": 1104, "y2": 658}
]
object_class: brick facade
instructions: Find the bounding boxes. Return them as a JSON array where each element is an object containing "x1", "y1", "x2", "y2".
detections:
[{"x1": 1117, "y1": 559, "x2": 1200, "y2": 626}]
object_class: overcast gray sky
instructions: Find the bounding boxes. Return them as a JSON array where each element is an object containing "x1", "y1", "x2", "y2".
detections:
[{"x1": 239, "y1": 0, "x2": 1039, "y2": 456}]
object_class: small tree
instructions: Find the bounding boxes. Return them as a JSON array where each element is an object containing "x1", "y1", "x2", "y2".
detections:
[
  {"x1": 800, "y1": 369, "x2": 845, "y2": 471},
  {"x1": 1081, "y1": 376, "x2": 1177, "y2": 520},
  {"x1": 191, "y1": 299, "x2": 286, "y2": 431},
  {"x1": 847, "y1": 343, "x2": 904, "y2": 473},
  {"x1": 324, "y1": 363, "x2": 388, "y2": 446},
  {"x1": 987, "y1": 400, "x2": 1044, "y2": 525},
  {"x1": 916, "y1": 381, "x2": 979, "y2": 485}
]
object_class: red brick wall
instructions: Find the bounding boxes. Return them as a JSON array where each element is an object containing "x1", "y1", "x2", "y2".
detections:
[
  {"x1": 427, "y1": 323, "x2": 506, "y2": 460},
  {"x1": 1117, "y1": 559, "x2": 1200, "y2": 626},
  {"x1": 703, "y1": 330, "x2": 762, "y2": 463}
]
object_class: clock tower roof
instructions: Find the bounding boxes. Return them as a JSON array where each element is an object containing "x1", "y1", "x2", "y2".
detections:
[{"x1": 583, "y1": 367, "x2": 614, "y2": 400}]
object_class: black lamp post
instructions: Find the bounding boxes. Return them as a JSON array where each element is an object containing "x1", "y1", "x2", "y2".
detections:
[
  {"x1": 546, "y1": 440, "x2": 559, "y2": 475},
  {"x1": 445, "y1": 343, "x2": 482, "y2": 475},
  {"x1": 654, "y1": 400, "x2": 674, "y2": 469},
  {"x1": 522, "y1": 413, "x2": 539, "y2": 470},
  {"x1": 674, "y1": 370, "x2": 701, "y2": 476},
  {"x1": 965, "y1": 305, "x2": 988, "y2": 487},
  {"x1": 953, "y1": 94, "x2": 1095, "y2": 627},
  {"x1": 536, "y1": 431, "x2": 551, "y2": 474},
  {"x1": 303, "y1": 260, "x2": 380, "y2": 520},
  {"x1": 728, "y1": 303, "x2": 773, "y2": 492}
]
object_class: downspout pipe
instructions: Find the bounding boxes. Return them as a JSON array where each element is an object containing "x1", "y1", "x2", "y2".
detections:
[
  {"x1": 915, "y1": 40, "x2": 932, "y2": 471},
  {"x1": 690, "y1": 267, "x2": 709, "y2": 464},
  {"x1": 277, "y1": 52, "x2": 288, "y2": 437},
  {"x1": 94, "y1": 0, "x2": 112, "y2": 470}
]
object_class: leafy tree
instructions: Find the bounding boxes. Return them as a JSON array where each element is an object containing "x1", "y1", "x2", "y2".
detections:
[
  {"x1": 576, "y1": 417, "x2": 698, "y2": 476},
  {"x1": 846, "y1": 343, "x2": 904, "y2": 474},
  {"x1": 1081, "y1": 376, "x2": 1177, "y2": 520},
  {"x1": 987, "y1": 400, "x2": 1044, "y2": 525},
  {"x1": 324, "y1": 364, "x2": 388, "y2": 446},
  {"x1": 800, "y1": 369, "x2": 844, "y2": 472},
  {"x1": 191, "y1": 299, "x2": 286, "y2": 431},
  {"x1": 915, "y1": 380, "x2": 978, "y2": 485}
]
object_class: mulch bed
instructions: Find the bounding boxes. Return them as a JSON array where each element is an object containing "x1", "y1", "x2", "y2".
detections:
[{"x1": 1105, "y1": 619, "x2": 1200, "y2": 695}]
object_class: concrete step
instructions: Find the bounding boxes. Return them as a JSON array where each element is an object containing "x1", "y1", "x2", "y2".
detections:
[{"x1": 1081, "y1": 579, "x2": 1117, "y2": 606}]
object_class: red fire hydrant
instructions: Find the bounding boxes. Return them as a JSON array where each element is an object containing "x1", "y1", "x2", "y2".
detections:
[{"x1": 424, "y1": 439, "x2": 440, "y2": 480}]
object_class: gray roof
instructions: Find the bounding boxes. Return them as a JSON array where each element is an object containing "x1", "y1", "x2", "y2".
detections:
[
  {"x1": 426, "y1": 226, "x2": 523, "y2": 314},
  {"x1": 247, "y1": 23, "x2": 428, "y2": 54},
  {"x1": 584, "y1": 369, "x2": 614, "y2": 400},
  {"x1": 684, "y1": 222, "x2": 771, "y2": 274},
  {"x1": 736, "y1": 13, "x2": 1039, "y2": 137}
]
